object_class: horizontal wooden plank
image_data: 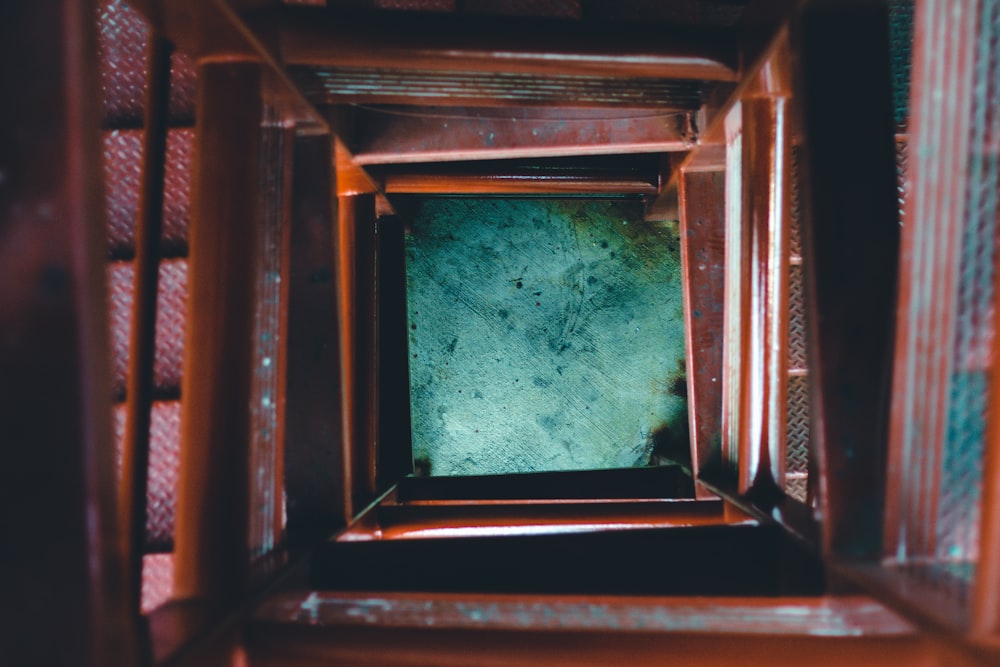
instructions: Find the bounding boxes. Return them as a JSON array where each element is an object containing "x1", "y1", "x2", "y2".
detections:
[
  {"x1": 337, "y1": 499, "x2": 740, "y2": 540},
  {"x1": 253, "y1": 590, "x2": 914, "y2": 636},
  {"x1": 352, "y1": 106, "x2": 693, "y2": 164},
  {"x1": 311, "y1": 524, "x2": 823, "y2": 595},
  {"x1": 281, "y1": 8, "x2": 739, "y2": 81}
]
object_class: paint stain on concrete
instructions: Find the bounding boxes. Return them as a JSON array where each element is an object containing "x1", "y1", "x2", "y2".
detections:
[{"x1": 406, "y1": 198, "x2": 687, "y2": 476}]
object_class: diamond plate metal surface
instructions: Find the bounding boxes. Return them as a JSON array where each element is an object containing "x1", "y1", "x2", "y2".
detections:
[
  {"x1": 97, "y1": 0, "x2": 196, "y2": 127},
  {"x1": 114, "y1": 402, "x2": 182, "y2": 552},
  {"x1": 141, "y1": 554, "x2": 175, "y2": 613},
  {"x1": 896, "y1": 139, "x2": 908, "y2": 223},
  {"x1": 788, "y1": 264, "x2": 807, "y2": 372},
  {"x1": 789, "y1": 147, "x2": 802, "y2": 259},
  {"x1": 107, "y1": 259, "x2": 188, "y2": 399},
  {"x1": 786, "y1": 375, "x2": 810, "y2": 475},
  {"x1": 103, "y1": 128, "x2": 193, "y2": 258},
  {"x1": 785, "y1": 148, "x2": 810, "y2": 502}
]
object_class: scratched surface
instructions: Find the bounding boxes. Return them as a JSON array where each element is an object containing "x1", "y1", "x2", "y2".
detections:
[{"x1": 406, "y1": 197, "x2": 687, "y2": 476}]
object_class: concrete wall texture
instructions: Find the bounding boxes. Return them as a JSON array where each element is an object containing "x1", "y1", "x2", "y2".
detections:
[{"x1": 405, "y1": 197, "x2": 688, "y2": 476}]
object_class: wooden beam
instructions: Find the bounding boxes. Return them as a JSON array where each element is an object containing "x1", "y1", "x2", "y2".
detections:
[
  {"x1": 678, "y1": 170, "x2": 726, "y2": 485},
  {"x1": 280, "y1": 7, "x2": 739, "y2": 81},
  {"x1": 174, "y1": 61, "x2": 263, "y2": 601},
  {"x1": 380, "y1": 158, "x2": 659, "y2": 195},
  {"x1": 0, "y1": 0, "x2": 132, "y2": 663},
  {"x1": 352, "y1": 107, "x2": 694, "y2": 165},
  {"x1": 338, "y1": 499, "x2": 736, "y2": 541},
  {"x1": 794, "y1": 0, "x2": 899, "y2": 559},
  {"x1": 284, "y1": 134, "x2": 348, "y2": 542},
  {"x1": 127, "y1": 0, "x2": 327, "y2": 131}
]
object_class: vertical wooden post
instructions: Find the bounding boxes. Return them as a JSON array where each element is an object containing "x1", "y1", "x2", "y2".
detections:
[
  {"x1": 741, "y1": 95, "x2": 791, "y2": 494},
  {"x1": 678, "y1": 169, "x2": 726, "y2": 482},
  {"x1": 174, "y1": 60, "x2": 262, "y2": 601},
  {"x1": 0, "y1": 0, "x2": 132, "y2": 663},
  {"x1": 795, "y1": 1, "x2": 899, "y2": 558},
  {"x1": 285, "y1": 134, "x2": 347, "y2": 540},
  {"x1": 377, "y1": 214, "x2": 415, "y2": 488},
  {"x1": 336, "y1": 193, "x2": 378, "y2": 515}
]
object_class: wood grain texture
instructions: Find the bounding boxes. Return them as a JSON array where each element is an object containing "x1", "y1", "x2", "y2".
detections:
[{"x1": 174, "y1": 61, "x2": 262, "y2": 600}]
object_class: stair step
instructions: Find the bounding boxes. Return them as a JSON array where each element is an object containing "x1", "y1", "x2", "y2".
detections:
[
  {"x1": 312, "y1": 523, "x2": 823, "y2": 596},
  {"x1": 396, "y1": 465, "x2": 694, "y2": 503}
]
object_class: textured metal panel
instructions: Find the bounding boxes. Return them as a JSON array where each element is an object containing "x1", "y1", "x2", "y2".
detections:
[
  {"x1": 405, "y1": 198, "x2": 686, "y2": 476},
  {"x1": 896, "y1": 139, "x2": 908, "y2": 222},
  {"x1": 788, "y1": 264, "x2": 807, "y2": 372},
  {"x1": 141, "y1": 554, "x2": 175, "y2": 614},
  {"x1": 96, "y1": 0, "x2": 196, "y2": 126},
  {"x1": 785, "y1": 147, "x2": 809, "y2": 502},
  {"x1": 103, "y1": 128, "x2": 193, "y2": 258},
  {"x1": 293, "y1": 66, "x2": 705, "y2": 108},
  {"x1": 786, "y1": 376, "x2": 810, "y2": 471},
  {"x1": 107, "y1": 260, "x2": 188, "y2": 398},
  {"x1": 888, "y1": 0, "x2": 914, "y2": 129},
  {"x1": 114, "y1": 402, "x2": 182, "y2": 552},
  {"x1": 890, "y1": 0, "x2": 1000, "y2": 597},
  {"x1": 249, "y1": 108, "x2": 288, "y2": 559}
]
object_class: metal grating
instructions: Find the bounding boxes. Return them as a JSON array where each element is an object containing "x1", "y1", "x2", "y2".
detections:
[
  {"x1": 249, "y1": 106, "x2": 289, "y2": 559},
  {"x1": 890, "y1": 0, "x2": 1000, "y2": 600},
  {"x1": 107, "y1": 260, "x2": 188, "y2": 400},
  {"x1": 114, "y1": 402, "x2": 182, "y2": 552},
  {"x1": 103, "y1": 128, "x2": 193, "y2": 258},
  {"x1": 292, "y1": 66, "x2": 705, "y2": 109}
]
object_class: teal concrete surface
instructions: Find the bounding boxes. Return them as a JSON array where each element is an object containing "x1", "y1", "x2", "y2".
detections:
[{"x1": 405, "y1": 197, "x2": 688, "y2": 476}]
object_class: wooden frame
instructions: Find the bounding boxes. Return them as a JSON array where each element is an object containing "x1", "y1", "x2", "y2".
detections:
[{"x1": 14, "y1": 0, "x2": 1000, "y2": 664}]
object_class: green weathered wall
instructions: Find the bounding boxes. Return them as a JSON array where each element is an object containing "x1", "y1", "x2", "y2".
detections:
[{"x1": 405, "y1": 197, "x2": 687, "y2": 476}]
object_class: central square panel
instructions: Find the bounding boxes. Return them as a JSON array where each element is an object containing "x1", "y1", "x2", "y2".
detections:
[{"x1": 405, "y1": 197, "x2": 687, "y2": 476}]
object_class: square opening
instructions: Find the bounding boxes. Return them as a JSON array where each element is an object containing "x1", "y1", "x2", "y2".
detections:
[{"x1": 403, "y1": 195, "x2": 689, "y2": 477}]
